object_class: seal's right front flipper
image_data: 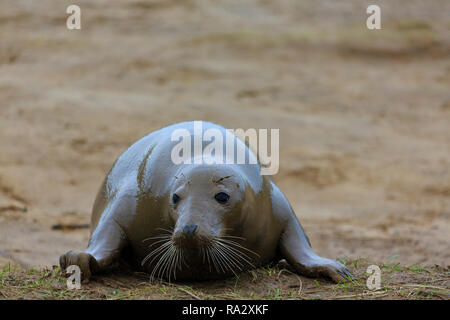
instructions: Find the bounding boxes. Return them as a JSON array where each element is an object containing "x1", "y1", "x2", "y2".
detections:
[
  {"x1": 86, "y1": 218, "x2": 127, "y2": 270},
  {"x1": 60, "y1": 219, "x2": 127, "y2": 282},
  {"x1": 59, "y1": 250, "x2": 99, "y2": 283}
]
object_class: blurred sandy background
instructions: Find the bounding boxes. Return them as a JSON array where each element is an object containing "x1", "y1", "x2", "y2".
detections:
[{"x1": 0, "y1": 0, "x2": 449, "y2": 269}]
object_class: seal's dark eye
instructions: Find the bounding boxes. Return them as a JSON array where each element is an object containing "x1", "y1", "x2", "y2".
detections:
[
  {"x1": 172, "y1": 194, "x2": 180, "y2": 204},
  {"x1": 214, "y1": 192, "x2": 230, "y2": 204}
]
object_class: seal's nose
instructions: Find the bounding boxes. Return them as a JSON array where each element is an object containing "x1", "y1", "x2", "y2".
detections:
[{"x1": 182, "y1": 224, "x2": 198, "y2": 237}]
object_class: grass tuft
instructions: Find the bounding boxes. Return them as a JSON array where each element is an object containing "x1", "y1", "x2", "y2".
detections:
[{"x1": 0, "y1": 259, "x2": 448, "y2": 300}]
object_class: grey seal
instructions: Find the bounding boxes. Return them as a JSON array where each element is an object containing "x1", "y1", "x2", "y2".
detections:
[{"x1": 59, "y1": 121, "x2": 351, "y2": 282}]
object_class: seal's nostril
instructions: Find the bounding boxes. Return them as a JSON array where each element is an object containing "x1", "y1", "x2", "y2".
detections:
[{"x1": 182, "y1": 224, "x2": 198, "y2": 237}]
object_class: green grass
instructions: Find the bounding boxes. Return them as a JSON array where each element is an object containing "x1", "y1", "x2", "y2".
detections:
[{"x1": 0, "y1": 258, "x2": 448, "y2": 300}]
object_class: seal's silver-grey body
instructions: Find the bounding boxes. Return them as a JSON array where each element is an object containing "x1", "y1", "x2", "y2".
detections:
[{"x1": 60, "y1": 121, "x2": 351, "y2": 282}]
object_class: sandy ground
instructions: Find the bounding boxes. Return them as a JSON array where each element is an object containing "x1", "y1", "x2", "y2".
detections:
[{"x1": 0, "y1": 0, "x2": 449, "y2": 275}]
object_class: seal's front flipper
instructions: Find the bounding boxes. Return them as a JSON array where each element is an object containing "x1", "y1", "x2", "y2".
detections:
[
  {"x1": 278, "y1": 213, "x2": 352, "y2": 283},
  {"x1": 59, "y1": 219, "x2": 127, "y2": 282},
  {"x1": 59, "y1": 250, "x2": 99, "y2": 283},
  {"x1": 271, "y1": 182, "x2": 352, "y2": 283}
]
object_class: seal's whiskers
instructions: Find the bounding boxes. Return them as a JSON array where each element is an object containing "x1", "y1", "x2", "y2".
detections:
[
  {"x1": 141, "y1": 240, "x2": 171, "y2": 266},
  {"x1": 142, "y1": 230, "x2": 189, "y2": 282},
  {"x1": 216, "y1": 238, "x2": 260, "y2": 257},
  {"x1": 214, "y1": 241, "x2": 246, "y2": 269},
  {"x1": 212, "y1": 245, "x2": 239, "y2": 276},
  {"x1": 141, "y1": 232, "x2": 259, "y2": 281},
  {"x1": 209, "y1": 246, "x2": 225, "y2": 274}
]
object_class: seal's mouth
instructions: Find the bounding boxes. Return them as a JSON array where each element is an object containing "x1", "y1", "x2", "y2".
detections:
[
  {"x1": 172, "y1": 234, "x2": 210, "y2": 249},
  {"x1": 140, "y1": 229, "x2": 259, "y2": 282}
]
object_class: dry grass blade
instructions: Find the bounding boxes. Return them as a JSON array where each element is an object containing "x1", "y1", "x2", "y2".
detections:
[
  {"x1": 277, "y1": 269, "x2": 303, "y2": 295},
  {"x1": 178, "y1": 287, "x2": 202, "y2": 300},
  {"x1": 400, "y1": 284, "x2": 449, "y2": 291},
  {"x1": 329, "y1": 291, "x2": 388, "y2": 299}
]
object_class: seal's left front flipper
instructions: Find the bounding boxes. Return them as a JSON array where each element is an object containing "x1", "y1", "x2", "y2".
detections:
[
  {"x1": 271, "y1": 182, "x2": 352, "y2": 283},
  {"x1": 278, "y1": 214, "x2": 352, "y2": 283}
]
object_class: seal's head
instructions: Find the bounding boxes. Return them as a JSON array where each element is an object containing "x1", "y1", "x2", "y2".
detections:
[
  {"x1": 141, "y1": 163, "x2": 260, "y2": 280},
  {"x1": 169, "y1": 164, "x2": 245, "y2": 247}
]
